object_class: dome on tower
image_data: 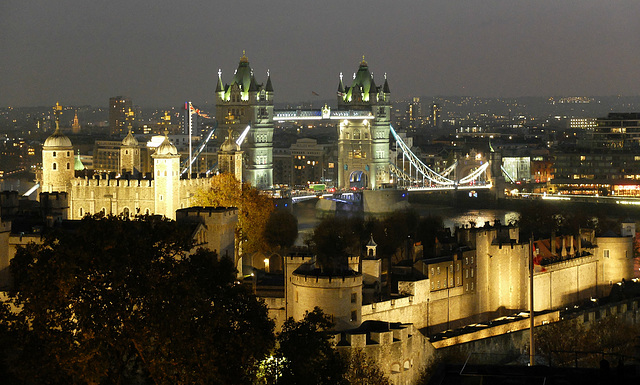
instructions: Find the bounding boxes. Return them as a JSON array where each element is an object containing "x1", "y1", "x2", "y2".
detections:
[
  {"x1": 122, "y1": 130, "x2": 139, "y2": 146},
  {"x1": 44, "y1": 127, "x2": 72, "y2": 148},
  {"x1": 155, "y1": 136, "x2": 178, "y2": 156},
  {"x1": 220, "y1": 129, "x2": 240, "y2": 152}
]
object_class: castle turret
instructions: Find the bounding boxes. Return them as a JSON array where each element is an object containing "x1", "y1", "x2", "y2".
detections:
[
  {"x1": 152, "y1": 136, "x2": 180, "y2": 219},
  {"x1": 218, "y1": 129, "x2": 243, "y2": 181},
  {"x1": 42, "y1": 120, "x2": 74, "y2": 193},
  {"x1": 120, "y1": 129, "x2": 141, "y2": 176}
]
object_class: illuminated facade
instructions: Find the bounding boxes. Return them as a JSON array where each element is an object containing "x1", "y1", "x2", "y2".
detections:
[
  {"x1": 215, "y1": 54, "x2": 274, "y2": 189},
  {"x1": 336, "y1": 58, "x2": 391, "y2": 189},
  {"x1": 40, "y1": 129, "x2": 209, "y2": 220}
]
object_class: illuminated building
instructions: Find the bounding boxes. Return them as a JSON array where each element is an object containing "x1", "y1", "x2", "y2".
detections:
[
  {"x1": 431, "y1": 103, "x2": 442, "y2": 129},
  {"x1": 569, "y1": 117, "x2": 597, "y2": 131},
  {"x1": 215, "y1": 53, "x2": 274, "y2": 189},
  {"x1": 553, "y1": 113, "x2": 640, "y2": 196},
  {"x1": 336, "y1": 58, "x2": 391, "y2": 189},
  {"x1": 290, "y1": 138, "x2": 324, "y2": 187},
  {"x1": 39, "y1": 127, "x2": 209, "y2": 220},
  {"x1": 71, "y1": 111, "x2": 81, "y2": 134},
  {"x1": 109, "y1": 96, "x2": 133, "y2": 135}
]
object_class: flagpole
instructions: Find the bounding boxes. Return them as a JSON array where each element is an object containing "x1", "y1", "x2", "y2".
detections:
[
  {"x1": 188, "y1": 101, "x2": 193, "y2": 179},
  {"x1": 529, "y1": 232, "x2": 535, "y2": 366}
]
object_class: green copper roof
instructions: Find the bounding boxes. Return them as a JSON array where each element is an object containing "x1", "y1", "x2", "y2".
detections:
[
  {"x1": 342, "y1": 58, "x2": 381, "y2": 103},
  {"x1": 74, "y1": 151, "x2": 85, "y2": 171}
]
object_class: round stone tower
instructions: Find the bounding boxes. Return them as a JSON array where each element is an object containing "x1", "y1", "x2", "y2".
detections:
[
  {"x1": 290, "y1": 263, "x2": 363, "y2": 331},
  {"x1": 42, "y1": 123, "x2": 75, "y2": 193}
]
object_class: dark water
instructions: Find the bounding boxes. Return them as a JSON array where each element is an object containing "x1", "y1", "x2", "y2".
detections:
[{"x1": 291, "y1": 200, "x2": 520, "y2": 246}]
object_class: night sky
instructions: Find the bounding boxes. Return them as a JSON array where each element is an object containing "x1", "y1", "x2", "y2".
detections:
[{"x1": 2, "y1": 0, "x2": 640, "y2": 107}]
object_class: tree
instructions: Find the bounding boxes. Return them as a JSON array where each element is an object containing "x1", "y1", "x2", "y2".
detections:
[
  {"x1": 194, "y1": 173, "x2": 275, "y2": 253},
  {"x1": 1, "y1": 214, "x2": 274, "y2": 385},
  {"x1": 310, "y1": 216, "x2": 364, "y2": 273},
  {"x1": 342, "y1": 349, "x2": 390, "y2": 385},
  {"x1": 260, "y1": 308, "x2": 390, "y2": 385},
  {"x1": 264, "y1": 210, "x2": 298, "y2": 252},
  {"x1": 265, "y1": 307, "x2": 347, "y2": 385}
]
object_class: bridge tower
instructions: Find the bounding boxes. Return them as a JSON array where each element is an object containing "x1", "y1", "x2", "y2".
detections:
[
  {"x1": 488, "y1": 148, "x2": 505, "y2": 199},
  {"x1": 337, "y1": 58, "x2": 391, "y2": 190},
  {"x1": 215, "y1": 53, "x2": 274, "y2": 189}
]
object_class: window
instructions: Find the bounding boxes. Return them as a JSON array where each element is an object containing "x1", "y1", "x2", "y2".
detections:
[
  {"x1": 52, "y1": 163, "x2": 57, "y2": 170},
  {"x1": 350, "y1": 311, "x2": 357, "y2": 322},
  {"x1": 471, "y1": 282, "x2": 474, "y2": 290},
  {"x1": 471, "y1": 268, "x2": 474, "y2": 278},
  {"x1": 437, "y1": 281, "x2": 440, "y2": 289},
  {"x1": 604, "y1": 249, "x2": 610, "y2": 258},
  {"x1": 351, "y1": 293, "x2": 357, "y2": 303},
  {"x1": 465, "y1": 269, "x2": 469, "y2": 278},
  {"x1": 79, "y1": 208, "x2": 83, "y2": 217},
  {"x1": 430, "y1": 268, "x2": 434, "y2": 277},
  {"x1": 470, "y1": 256, "x2": 474, "y2": 264},
  {"x1": 66, "y1": 163, "x2": 70, "y2": 169},
  {"x1": 465, "y1": 257, "x2": 468, "y2": 265},
  {"x1": 431, "y1": 282, "x2": 435, "y2": 290},
  {"x1": 67, "y1": 151, "x2": 70, "y2": 157},
  {"x1": 52, "y1": 151, "x2": 56, "y2": 157},
  {"x1": 436, "y1": 267, "x2": 440, "y2": 275}
]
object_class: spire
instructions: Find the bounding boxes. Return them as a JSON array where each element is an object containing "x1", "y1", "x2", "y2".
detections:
[
  {"x1": 249, "y1": 73, "x2": 259, "y2": 92},
  {"x1": 337, "y1": 72, "x2": 344, "y2": 93},
  {"x1": 265, "y1": 70, "x2": 274, "y2": 92},
  {"x1": 74, "y1": 150, "x2": 85, "y2": 171},
  {"x1": 360, "y1": 55, "x2": 367, "y2": 67},
  {"x1": 383, "y1": 74, "x2": 390, "y2": 94},
  {"x1": 216, "y1": 69, "x2": 224, "y2": 93},
  {"x1": 240, "y1": 50, "x2": 248, "y2": 63}
]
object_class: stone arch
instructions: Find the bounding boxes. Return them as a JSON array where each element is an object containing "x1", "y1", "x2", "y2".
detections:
[
  {"x1": 122, "y1": 207, "x2": 130, "y2": 218},
  {"x1": 391, "y1": 362, "x2": 401, "y2": 374},
  {"x1": 349, "y1": 170, "x2": 367, "y2": 188}
]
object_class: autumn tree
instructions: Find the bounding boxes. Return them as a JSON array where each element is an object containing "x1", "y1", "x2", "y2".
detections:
[
  {"x1": 0, "y1": 214, "x2": 274, "y2": 385},
  {"x1": 194, "y1": 173, "x2": 275, "y2": 253}
]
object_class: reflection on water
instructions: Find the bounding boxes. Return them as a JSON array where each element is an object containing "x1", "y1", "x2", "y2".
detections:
[{"x1": 291, "y1": 200, "x2": 520, "y2": 245}]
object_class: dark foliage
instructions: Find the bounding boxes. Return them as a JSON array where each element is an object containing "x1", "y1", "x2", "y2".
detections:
[
  {"x1": 0, "y1": 214, "x2": 274, "y2": 385},
  {"x1": 264, "y1": 210, "x2": 299, "y2": 251}
]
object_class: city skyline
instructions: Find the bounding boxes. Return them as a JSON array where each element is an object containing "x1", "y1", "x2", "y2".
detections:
[{"x1": 1, "y1": 1, "x2": 640, "y2": 107}]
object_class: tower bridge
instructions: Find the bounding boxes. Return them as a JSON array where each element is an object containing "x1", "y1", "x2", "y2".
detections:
[{"x1": 205, "y1": 55, "x2": 500, "y2": 195}]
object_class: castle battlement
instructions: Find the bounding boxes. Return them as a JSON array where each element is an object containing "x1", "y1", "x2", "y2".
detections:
[
  {"x1": 291, "y1": 271, "x2": 362, "y2": 288},
  {"x1": 336, "y1": 321, "x2": 414, "y2": 348},
  {"x1": 536, "y1": 253, "x2": 598, "y2": 274},
  {"x1": 74, "y1": 177, "x2": 154, "y2": 188}
]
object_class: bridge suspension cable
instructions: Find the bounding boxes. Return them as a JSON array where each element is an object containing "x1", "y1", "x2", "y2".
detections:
[
  {"x1": 389, "y1": 125, "x2": 455, "y2": 185},
  {"x1": 389, "y1": 124, "x2": 491, "y2": 188}
]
